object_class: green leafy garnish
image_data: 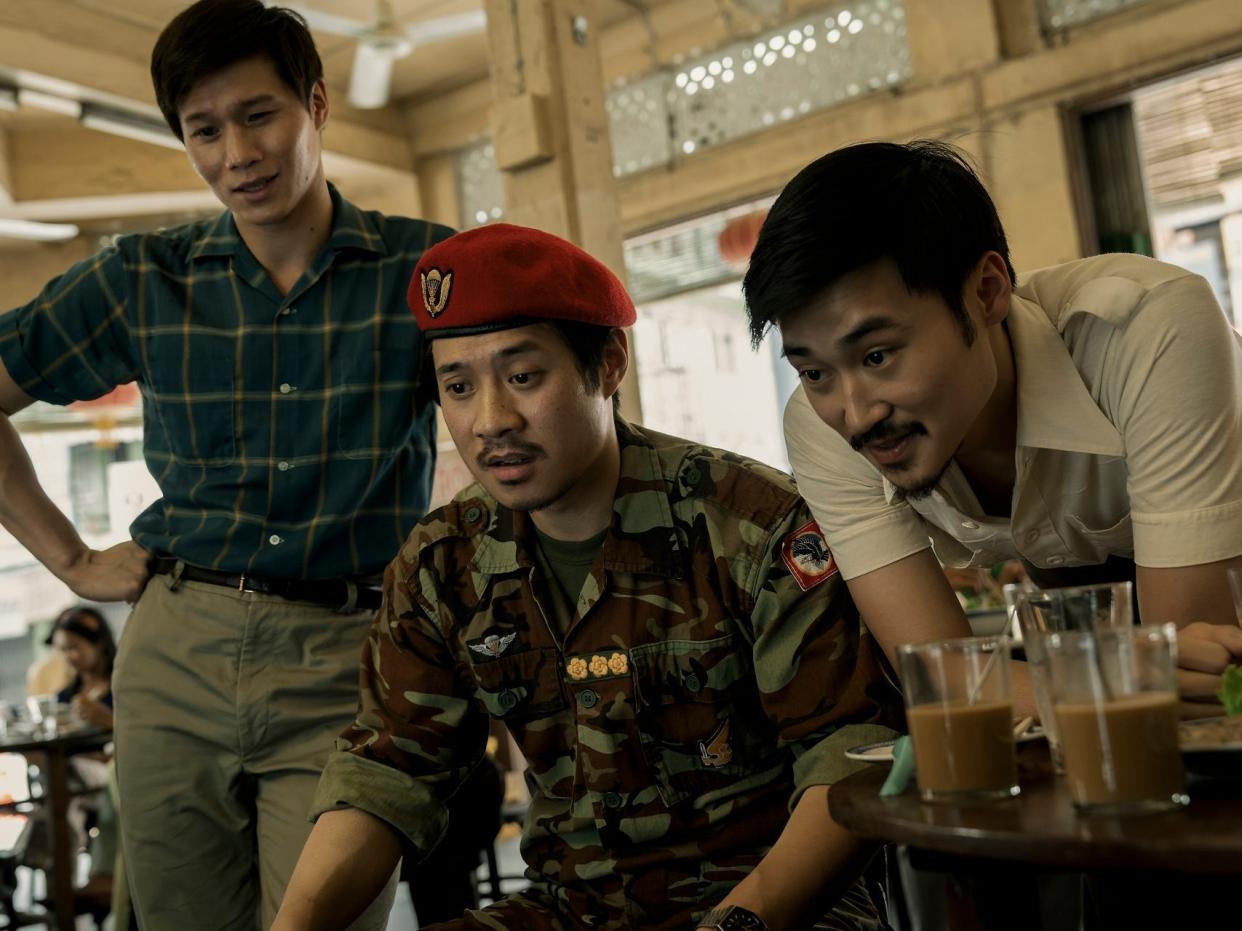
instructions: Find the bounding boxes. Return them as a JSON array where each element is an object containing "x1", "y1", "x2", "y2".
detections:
[{"x1": 1220, "y1": 664, "x2": 1242, "y2": 717}]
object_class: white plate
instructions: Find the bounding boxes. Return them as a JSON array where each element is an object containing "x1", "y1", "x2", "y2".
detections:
[{"x1": 845, "y1": 724, "x2": 1045, "y2": 763}]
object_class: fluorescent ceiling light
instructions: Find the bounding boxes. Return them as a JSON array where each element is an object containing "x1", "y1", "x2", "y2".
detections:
[
  {"x1": 0, "y1": 217, "x2": 79, "y2": 241},
  {"x1": 81, "y1": 109, "x2": 182, "y2": 151},
  {"x1": 18, "y1": 88, "x2": 82, "y2": 118},
  {"x1": 0, "y1": 87, "x2": 16, "y2": 111}
]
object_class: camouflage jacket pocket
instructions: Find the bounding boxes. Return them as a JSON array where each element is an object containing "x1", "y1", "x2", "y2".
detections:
[
  {"x1": 468, "y1": 647, "x2": 566, "y2": 721},
  {"x1": 468, "y1": 647, "x2": 574, "y2": 800},
  {"x1": 631, "y1": 636, "x2": 781, "y2": 807}
]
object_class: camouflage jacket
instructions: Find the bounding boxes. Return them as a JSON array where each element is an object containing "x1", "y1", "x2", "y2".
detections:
[{"x1": 313, "y1": 420, "x2": 900, "y2": 929}]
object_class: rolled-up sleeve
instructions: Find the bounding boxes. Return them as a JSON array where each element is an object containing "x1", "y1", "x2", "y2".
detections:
[
  {"x1": 310, "y1": 545, "x2": 489, "y2": 858},
  {"x1": 1105, "y1": 276, "x2": 1242, "y2": 567},
  {"x1": 746, "y1": 503, "x2": 901, "y2": 810},
  {"x1": 0, "y1": 246, "x2": 137, "y2": 403}
]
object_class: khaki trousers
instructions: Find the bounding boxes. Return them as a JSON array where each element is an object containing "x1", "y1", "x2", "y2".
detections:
[{"x1": 113, "y1": 570, "x2": 397, "y2": 930}]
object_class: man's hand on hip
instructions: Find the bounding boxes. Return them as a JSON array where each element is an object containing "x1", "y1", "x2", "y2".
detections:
[{"x1": 63, "y1": 541, "x2": 153, "y2": 603}]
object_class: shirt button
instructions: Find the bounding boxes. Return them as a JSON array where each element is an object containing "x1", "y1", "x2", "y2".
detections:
[
  {"x1": 961, "y1": 520, "x2": 980, "y2": 530},
  {"x1": 279, "y1": 383, "x2": 294, "y2": 394},
  {"x1": 579, "y1": 689, "x2": 599, "y2": 709},
  {"x1": 498, "y1": 690, "x2": 517, "y2": 711},
  {"x1": 464, "y1": 505, "x2": 483, "y2": 524},
  {"x1": 268, "y1": 534, "x2": 283, "y2": 546},
  {"x1": 281, "y1": 306, "x2": 297, "y2": 316},
  {"x1": 602, "y1": 791, "x2": 623, "y2": 809},
  {"x1": 1024, "y1": 528, "x2": 1040, "y2": 544},
  {"x1": 1046, "y1": 556, "x2": 1065, "y2": 567},
  {"x1": 277, "y1": 461, "x2": 291, "y2": 472},
  {"x1": 683, "y1": 674, "x2": 702, "y2": 694}
]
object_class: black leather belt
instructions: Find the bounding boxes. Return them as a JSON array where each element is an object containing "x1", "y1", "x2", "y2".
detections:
[{"x1": 152, "y1": 557, "x2": 382, "y2": 612}]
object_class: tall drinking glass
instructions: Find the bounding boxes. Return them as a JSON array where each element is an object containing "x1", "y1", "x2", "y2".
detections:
[
  {"x1": 1045, "y1": 624, "x2": 1187, "y2": 813},
  {"x1": 1227, "y1": 567, "x2": 1242, "y2": 621},
  {"x1": 1011, "y1": 582, "x2": 1132, "y2": 772},
  {"x1": 898, "y1": 636, "x2": 1019, "y2": 802}
]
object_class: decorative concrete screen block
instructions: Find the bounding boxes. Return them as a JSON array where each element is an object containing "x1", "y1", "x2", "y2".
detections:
[
  {"x1": 457, "y1": 141, "x2": 505, "y2": 228},
  {"x1": 456, "y1": 2, "x2": 914, "y2": 222},
  {"x1": 606, "y1": 71, "x2": 675, "y2": 178},
  {"x1": 608, "y1": 1, "x2": 912, "y2": 177},
  {"x1": 1041, "y1": 0, "x2": 1151, "y2": 31}
]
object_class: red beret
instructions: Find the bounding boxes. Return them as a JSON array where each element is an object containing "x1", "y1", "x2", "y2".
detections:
[{"x1": 408, "y1": 223, "x2": 637, "y2": 340}]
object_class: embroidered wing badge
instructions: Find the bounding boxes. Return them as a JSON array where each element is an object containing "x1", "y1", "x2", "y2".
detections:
[
  {"x1": 699, "y1": 719, "x2": 733, "y2": 768},
  {"x1": 469, "y1": 632, "x2": 517, "y2": 658},
  {"x1": 421, "y1": 268, "x2": 453, "y2": 317},
  {"x1": 780, "y1": 519, "x2": 838, "y2": 592}
]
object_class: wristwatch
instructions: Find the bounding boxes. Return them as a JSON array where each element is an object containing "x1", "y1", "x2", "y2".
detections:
[{"x1": 698, "y1": 905, "x2": 769, "y2": 931}]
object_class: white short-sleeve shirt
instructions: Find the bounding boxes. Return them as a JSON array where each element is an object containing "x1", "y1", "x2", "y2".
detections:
[{"x1": 784, "y1": 254, "x2": 1242, "y2": 580}]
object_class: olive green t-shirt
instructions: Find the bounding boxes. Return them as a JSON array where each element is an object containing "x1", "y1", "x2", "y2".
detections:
[{"x1": 533, "y1": 526, "x2": 608, "y2": 638}]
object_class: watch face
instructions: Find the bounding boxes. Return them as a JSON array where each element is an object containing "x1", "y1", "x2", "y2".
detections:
[{"x1": 722, "y1": 907, "x2": 768, "y2": 931}]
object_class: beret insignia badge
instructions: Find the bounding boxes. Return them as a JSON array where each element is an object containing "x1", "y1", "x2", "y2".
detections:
[{"x1": 421, "y1": 268, "x2": 453, "y2": 317}]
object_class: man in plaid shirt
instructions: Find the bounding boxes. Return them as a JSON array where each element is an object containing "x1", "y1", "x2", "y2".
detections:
[{"x1": 0, "y1": 2, "x2": 448, "y2": 927}]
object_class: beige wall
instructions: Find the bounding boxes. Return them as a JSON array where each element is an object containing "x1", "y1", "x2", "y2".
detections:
[{"x1": 0, "y1": 238, "x2": 100, "y2": 308}]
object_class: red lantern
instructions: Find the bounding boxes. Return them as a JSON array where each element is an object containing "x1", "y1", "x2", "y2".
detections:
[{"x1": 718, "y1": 209, "x2": 768, "y2": 269}]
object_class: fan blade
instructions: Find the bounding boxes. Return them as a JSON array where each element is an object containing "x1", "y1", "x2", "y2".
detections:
[
  {"x1": 404, "y1": 10, "x2": 487, "y2": 47},
  {"x1": 272, "y1": 2, "x2": 370, "y2": 38},
  {"x1": 347, "y1": 42, "x2": 398, "y2": 109}
]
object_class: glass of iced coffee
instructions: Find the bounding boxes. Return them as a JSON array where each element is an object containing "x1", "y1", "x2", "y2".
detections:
[
  {"x1": 898, "y1": 636, "x2": 1019, "y2": 803},
  {"x1": 1227, "y1": 567, "x2": 1242, "y2": 620},
  {"x1": 1045, "y1": 624, "x2": 1188, "y2": 814},
  {"x1": 1012, "y1": 582, "x2": 1133, "y2": 772}
]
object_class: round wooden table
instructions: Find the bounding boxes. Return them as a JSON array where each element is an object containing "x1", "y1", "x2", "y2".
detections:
[
  {"x1": 1, "y1": 726, "x2": 111, "y2": 931},
  {"x1": 830, "y1": 741, "x2": 1242, "y2": 929}
]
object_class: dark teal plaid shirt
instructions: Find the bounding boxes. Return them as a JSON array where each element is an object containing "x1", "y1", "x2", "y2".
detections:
[{"x1": 0, "y1": 184, "x2": 452, "y2": 579}]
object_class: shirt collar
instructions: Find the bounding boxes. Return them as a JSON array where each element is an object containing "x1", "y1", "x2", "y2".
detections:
[
  {"x1": 471, "y1": 418, "x2": 684, "y2": 579},
  {"x1": 1007, "y1": 291, "x2": 1124, "y2": 456},
  {"x1": 879, "y1": 290, "x2": 1124, "y2": 506},
  {"x1": 189, "y1": 183, "x2": 387, "y2": 262}
]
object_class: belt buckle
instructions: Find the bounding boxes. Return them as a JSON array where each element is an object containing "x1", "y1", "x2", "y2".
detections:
[{"x1": 237, "y1": 573, "x2": 258, "y2": 594}]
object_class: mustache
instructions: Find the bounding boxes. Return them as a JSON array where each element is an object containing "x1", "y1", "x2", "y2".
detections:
[
  {"x1": 849, "y1": 419, "x2": 927, "y2": 452},
  {"x1": 476, "y1": 439, "x2": 544, "y2": 468}
]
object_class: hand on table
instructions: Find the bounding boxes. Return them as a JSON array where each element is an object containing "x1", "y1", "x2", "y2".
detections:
[
  {"x1": 1176, "y1": 621, "x2": 1242, "y2": 718},
  {"x1": 71, "y1": 694, "x2": 113, "y2": 730},
  {"x1": 62, "y1": 541, "x2": 152, "y2": 604}
]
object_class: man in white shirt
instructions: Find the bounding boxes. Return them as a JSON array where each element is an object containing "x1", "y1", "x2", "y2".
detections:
[{"x1": 743, "y1": 140, "x2": 1242, "y2": 713}]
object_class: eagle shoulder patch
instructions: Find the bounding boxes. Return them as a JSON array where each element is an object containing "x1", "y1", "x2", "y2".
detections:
[{"x1": 780, "y1": 519, "x2": 838, "y2": 591}]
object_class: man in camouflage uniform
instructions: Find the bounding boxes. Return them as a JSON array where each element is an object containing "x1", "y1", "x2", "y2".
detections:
[{"x1": 273, "y1": 225, "x2": 901, "y2": 931}]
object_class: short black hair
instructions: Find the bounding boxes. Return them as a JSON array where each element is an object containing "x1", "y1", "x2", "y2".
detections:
[
  {"x1": 47, "y1": 606, "x2": 117, "y2": 678},
  {"x1": 415, "y1": 322, "x2": 622, "y2": 411},
  {"x1": 743, "y1": 140, "x2": 1015, "y2": 347},
  {"x1": 151, "y1": 0, "x2": 324, "y2": 140}
]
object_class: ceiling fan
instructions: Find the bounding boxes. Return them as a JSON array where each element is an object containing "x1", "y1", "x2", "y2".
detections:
[{"x1": 274, "y1": 1, "x2": 487, "y2": 109}]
